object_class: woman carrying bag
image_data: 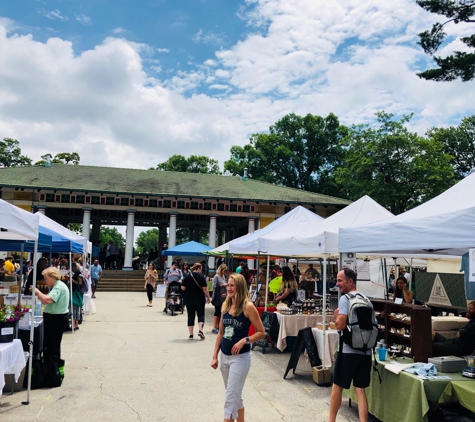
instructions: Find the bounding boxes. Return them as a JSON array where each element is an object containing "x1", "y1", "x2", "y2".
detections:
[
  {"x1": 211, "y1": 264, "x2": 228, "y2": 334},
  {"x1": 181, "y1": 262, "x2": 211, "y2": 340}
]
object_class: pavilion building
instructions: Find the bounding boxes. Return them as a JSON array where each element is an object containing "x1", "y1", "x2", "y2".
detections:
[{"x1": 0, "y1": 164, "x2": 351, "y2": 269}]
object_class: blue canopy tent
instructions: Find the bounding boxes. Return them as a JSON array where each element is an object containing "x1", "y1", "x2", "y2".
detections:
[{"x1": 162, "y1": 241, "x2": 213, "y2": 256}]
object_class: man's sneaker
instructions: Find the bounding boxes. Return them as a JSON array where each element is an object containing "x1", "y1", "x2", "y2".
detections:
[
  {"x1": 163, "y1": 307, "x2": 167, "y2": 313},
  {"x1": 198, "y1": 330, "x2": 205, "y2": 340},
  {"x1": 189, "y1": 335, "x2": 193, "y2": 340},
  {"x1": 211, "y1": 328, "x2": 219, "y2": 334}
]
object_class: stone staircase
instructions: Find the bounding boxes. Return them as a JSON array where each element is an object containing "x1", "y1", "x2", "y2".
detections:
[{"x1": 97, "y1": 269, "x2": 165, "y2": 292}]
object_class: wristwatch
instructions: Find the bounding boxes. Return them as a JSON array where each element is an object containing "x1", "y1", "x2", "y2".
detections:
[{"x1": 245, "y1": 336, "x2": 250, "y2": 345}]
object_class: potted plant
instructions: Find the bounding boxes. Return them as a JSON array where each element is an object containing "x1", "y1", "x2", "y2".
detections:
[{"x1": 0, "y1": 304, "x2": 29, "y2": 343}]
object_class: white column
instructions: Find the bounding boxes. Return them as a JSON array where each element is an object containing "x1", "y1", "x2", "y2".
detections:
[
  {"x1": 247, "y1": 217, "x2": 256, "y2": 270},
  {"x1": 82, "y1": 208, "x2": 92, "y2": 240},
  {"x1": 123, "y1": 210, "x2": 135, "y2": 270},
  {"x1": 167, "y1": 213, "x2": 178, "y2": 268},
  {"x1": 208, "y1": 215, "x2": 217, "y2": 270}
]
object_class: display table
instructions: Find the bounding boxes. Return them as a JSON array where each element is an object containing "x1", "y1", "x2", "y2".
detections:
[
  {"x1": 0, "y1": 339, "x2": 27, "y2": 396},
  {"x1": 439, "y1": 380, "x2": 475, "y2": 413},
  {"x1": 274, "y1": 313, "x2": 335, "y2": 352},
  {"x1": 311, "y1": 328, "x2": 339, "y2": 368},
  {"x1": 343, "y1": 358, "x2": 470, "y2": 422}
]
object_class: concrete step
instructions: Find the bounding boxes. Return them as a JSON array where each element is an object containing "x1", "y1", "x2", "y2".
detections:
[{"x1": 97, "y1": 269, "x2": 165, "y2": 292}]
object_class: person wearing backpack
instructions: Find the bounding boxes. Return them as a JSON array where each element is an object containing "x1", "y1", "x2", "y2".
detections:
[{"x1": 328, "y1": 268, "x2": 375, "y2": 422}]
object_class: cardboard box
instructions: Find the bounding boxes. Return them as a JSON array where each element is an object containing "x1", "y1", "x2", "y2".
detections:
[
  {"x1": 428, "y1": 356, "x2": 466, "y2": 373},
  {"x1": 312, "y1": 366, "x2": 331, "y2": 386}
]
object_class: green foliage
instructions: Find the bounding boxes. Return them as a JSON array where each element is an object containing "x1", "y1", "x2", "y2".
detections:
[
  {"x1": 427, "y1": 115, "x2": 475, "y2": 179},
  {"x1": 417, "y1": 0, "x2": 475, "y2": 81},
  {"x1": 34, "y1": 152, "x2": 81, "y2": 166},
  {"x1": 0, "y1": 138, "x2": 32, "y2": 167},
  {"x1": 224, "y1": 113, "x2": 348, "y2": 196},
  {"x1": 152, "y1": 154, "x2": 221, "y2": 174},
  {"x1": 67, "y1": 223, "x2": 83, "y2": 234},
  {"x1": 99, "y1": 226, "x2": 125, "y2": 249},
  {"x1": 135, "y1": 228, "x2": 159, "y2": 253},
  {"x1": 175, "y1": 228, "x2": 209, "y2": 246},
  {"x1": 334, "y1": 111, "x2": 455, "y2": 214}
]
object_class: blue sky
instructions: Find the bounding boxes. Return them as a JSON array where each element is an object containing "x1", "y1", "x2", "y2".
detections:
[{"x1": 0, "y1": 0, "x2": 473, "y2": 172}]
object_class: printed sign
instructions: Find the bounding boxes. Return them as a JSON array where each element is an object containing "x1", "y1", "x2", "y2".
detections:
[
  {"x1": 428, "y1": 274, "x2": 452, "y2": 306},
  {"x1": 340, "y1": 253, "x2": 356, "y2": 271},
  {"x1": 155, "y1": 284, "x2": 167, "y2": 298},
  {"x1": 1, "y1": 327, "x2": 14, "y2": 335},
  {"x1": 469, "y1": 248, "x2": 475, "y2": 283},
  {"x1": 356, "y1": 260, "x2": 370, "y2": 281}
]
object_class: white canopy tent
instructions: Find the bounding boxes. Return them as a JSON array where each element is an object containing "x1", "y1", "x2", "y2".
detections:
[
  {"x1": 229, "y1": 196, "x2": 394, "y2": 369},
  {"x1": 339, "y1": 172, "x2": 475, "y2": 256},
  {"x1": 0, "y1": 199, "x2": 40, "y2": 404},
  {"x1": 35, "y1": 212, "x2": 92, "y2": 254}
]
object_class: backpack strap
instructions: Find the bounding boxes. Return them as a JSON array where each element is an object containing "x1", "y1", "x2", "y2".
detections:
[{"x1": 373, "y1": 347, "x2": 382, "y2": 384}]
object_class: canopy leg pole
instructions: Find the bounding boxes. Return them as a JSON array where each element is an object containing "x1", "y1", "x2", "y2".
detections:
[
  {"x1": 322, "y1": 254, "x2": 327, "y2": 369},
  {"x1": 23, "y1": 240, "x2": 38, "y2": 406},
  {"x1": 264, "y1": 255, "x2": 270, "y2": 311},
  {"x1": 70, "y1": 252, "x2": 74, "y2": 339},
  {"x1": 383, "y1": 258, "x2": 388, "y2": 300},
  {"x1": 18, "y1": 244, "x2": 24, "y2": 306},
  {"x1": 409, "y1": 258, "x2": 413, "y2": 292}
]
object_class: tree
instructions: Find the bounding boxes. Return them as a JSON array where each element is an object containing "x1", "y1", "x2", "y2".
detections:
[
  {"x1": 427, "y1": 115, "x2": 475, "y2": 179},
  {"x1": 224, "y1": 113, "x2": 348, "y2": 196},
  {"x1": 416, "y1": 0, "x2": 475, "y2": 81},
  {"x1": 34, "y1": 152, "x2": 81, "y2": 166},
  {"x1": 0, "y1": 138, "x2": 32, "y2": 167},
  {"x1": 135, "y1": 228, "x2": 159, "y2": 253},
  {"x1": 99, "y1": 226, "x2": 125, "y2": 249},
  {"x1": 334, "y1": 111, "x2": 455, "y2": 214},
  {"x1": 175, "y1": 228, "x2": 209, "y2": 246},
  {"x1": 152, "y1": 154, "x2": 221, "y2": 174},
  {"x1": 67, "y1": 223, "x2": 83, "y2": 234}
]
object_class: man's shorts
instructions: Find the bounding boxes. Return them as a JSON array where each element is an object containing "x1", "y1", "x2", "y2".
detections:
[
  {"x1": 333, "y1": 353, "x2": 372, "y2": 389},
  {"x1": 91, "y1": 278, "x2": 99, "y2": 287}
]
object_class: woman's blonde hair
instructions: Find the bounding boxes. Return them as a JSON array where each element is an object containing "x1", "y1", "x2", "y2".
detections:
[
  {"x1": 221, "y1": 273, "x2": 249, "y2": 317},
  {"x1": 216, "y1": 263, "x2": 228, "y2": 277},
  {"x1": 42, "y1": 267, "x2": 61, "y2": 280}
]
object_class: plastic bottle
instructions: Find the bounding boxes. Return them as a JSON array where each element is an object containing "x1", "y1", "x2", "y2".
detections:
[{"x1": 35, "y1": 302, "x2": 41, "y2": 316}]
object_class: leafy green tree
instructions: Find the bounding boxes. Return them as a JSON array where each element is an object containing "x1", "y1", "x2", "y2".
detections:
[
  {"x1": 0, "y1": 138, "x2": 32, "y2": 167},
  {"x1": 34, "y1": 152, "x2": 81, "y2": 166},
  {"x1": 224, "y1": 113, "x2": 348, "y2": 196},
  {"x1": 416, "y1": 0, "x2": 475, "y2": 81},
  {"x1": 334, "y1": 111, "x2": 455, "y2": 214},
  {"x1": 427, "y1": 115, "x2": 475, "y2": 179},
  {"x1": 175, "y1": 228, "x2": 209, "y2": 246},
  {"x1": 99, "y1": 226, "x2": 125, "y2": 249},
  {"x1": 152, "y1": 154, "x2": 221, "y2": 174},
  {"x1": 67, "y1": 223, "x2": 83, "y2": 234},
  {"x1": 135, "y1": 228, "x2": 159, "y2": 253}
]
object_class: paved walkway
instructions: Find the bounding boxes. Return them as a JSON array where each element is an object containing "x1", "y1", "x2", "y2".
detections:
[{"x1": 0, "y1": 293, "x2": 364, "y2": 421}]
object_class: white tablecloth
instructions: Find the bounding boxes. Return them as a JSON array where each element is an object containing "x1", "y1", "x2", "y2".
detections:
[
  {"x1": 0, "y1": 339, "x2": 26, "y2": 395},
  {"x1": 312, "y1": 328, "x2": 339, "y2": 368},
  {"x1": 274, "y1": 313, "x2": 335, "y2": 352}
]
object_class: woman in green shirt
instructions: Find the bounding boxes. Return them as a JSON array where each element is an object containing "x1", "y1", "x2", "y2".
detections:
[{"x1": 32, "y1": 267, "x2": 70, "y2": 366}]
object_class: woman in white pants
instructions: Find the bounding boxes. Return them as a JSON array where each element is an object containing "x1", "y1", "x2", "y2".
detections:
[{"x1": 211, "y1": 274, "x2": 266, "y2": 422}]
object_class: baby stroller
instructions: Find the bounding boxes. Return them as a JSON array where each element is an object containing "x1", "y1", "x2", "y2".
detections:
[{"x1": 165, "y1": 281, "x2": 184, "y2": 316}]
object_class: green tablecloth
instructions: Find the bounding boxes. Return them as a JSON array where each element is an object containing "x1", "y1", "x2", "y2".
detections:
[
  {"x1": 343, "y1": 358, "x2": 467, "y2": 422},
  {"x1": 439, "y1": 380, "x2": 475, "y2": 413}
]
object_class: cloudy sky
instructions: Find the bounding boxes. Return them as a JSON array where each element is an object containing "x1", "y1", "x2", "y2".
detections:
[{"x1": 0, "y1": 0, "x2": 473, "y2": 172}]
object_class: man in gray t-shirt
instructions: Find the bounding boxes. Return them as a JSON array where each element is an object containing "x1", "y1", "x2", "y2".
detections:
[{"x1": 328, "y1": 268, "x2": 371, "y2": 422}]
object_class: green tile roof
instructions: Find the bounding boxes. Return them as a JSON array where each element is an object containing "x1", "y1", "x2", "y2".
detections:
[{"x1": 0, "y1": 165, "x2": 351, "y2": 206}]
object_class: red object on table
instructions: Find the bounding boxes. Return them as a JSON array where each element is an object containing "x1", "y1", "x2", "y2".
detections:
[{"x1": 249, "y1": 306, "x2": 277, "y2": 335}]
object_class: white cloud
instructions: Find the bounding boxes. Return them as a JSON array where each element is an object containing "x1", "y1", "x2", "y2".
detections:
[
  {"x1": 157, "y1": 48, "x2": 170, "y2": 53},
  {"x1": 112, "y1": 27, "x2": 125, "y2": 34},
  {"x1": 75, "y1": 14, "x2": 92, "y2": 26},
  {"x1": 39, "y1": 9, "x2": 68, "y2": 21},
  {"x1": 0, "y1": 0, "x2": 473, "y2": 172},
  {"x1": 193, "y1": 28, "x2": 225, "y2": 45}
]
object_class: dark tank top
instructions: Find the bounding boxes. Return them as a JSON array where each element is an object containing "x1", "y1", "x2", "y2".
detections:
[{"x1": 220, "y1": 310, "x2": 251, "y2": 356}]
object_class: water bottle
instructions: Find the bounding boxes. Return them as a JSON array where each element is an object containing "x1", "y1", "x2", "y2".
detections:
[{"x1": 35, "y1": 301, "x2": 41, "y2": 316}]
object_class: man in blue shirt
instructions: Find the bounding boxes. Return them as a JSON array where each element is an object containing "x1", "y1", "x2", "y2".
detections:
[{"x1": 90, "y1": 259, "x2": 102, "y2": 299}]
